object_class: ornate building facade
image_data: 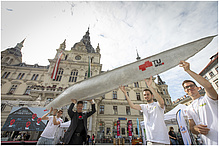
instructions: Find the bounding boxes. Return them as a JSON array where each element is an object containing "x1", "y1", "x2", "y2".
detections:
[{"x1": 1, "y1": 28, "x2": 173, "y2": 141}]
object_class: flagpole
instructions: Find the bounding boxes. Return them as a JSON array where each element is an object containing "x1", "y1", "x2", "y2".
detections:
[{"x1": 88, "y1": 55, "x2": 93, "y2": 136}]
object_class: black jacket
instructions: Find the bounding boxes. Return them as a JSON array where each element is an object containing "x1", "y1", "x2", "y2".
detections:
[{"x1": 63, "y1": 103, "x2": 96, "y2": 144}]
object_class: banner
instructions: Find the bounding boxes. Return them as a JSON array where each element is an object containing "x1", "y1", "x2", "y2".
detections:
[
  {"x1": 51, "y1": 51, "x2": 63, "y2": 80},
  {"x1": 1, "y1": 107, "x2": 47, "y2": 131},
  {"x1": 117, "y1": 120, "x2": 120, "y2": 136},
  {"x1": 128, "y1": 120, "x2": 132, "y2": 136},
  {"x1": 176, "y1": 109, "x2": 192, "y2": 145}
]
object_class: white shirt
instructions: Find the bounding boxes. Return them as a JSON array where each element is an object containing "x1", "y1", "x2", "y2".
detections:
[
  {"x1": 187, "y1": 94, "x2": 218, "y2": 145},
  {"x1": 140, "y1": 102, "x2": 170, "y2": 144},
  {"x1": 41, "y1": 116, "x2": 63, "y2": 139}
]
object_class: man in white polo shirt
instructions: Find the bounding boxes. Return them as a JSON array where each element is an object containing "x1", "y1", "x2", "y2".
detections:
[
  {"x1": 37, "y1": 107, "x2": 63, "y2": 145},
  {"x1": 120, "y1": 76, "x2": 170, "y2": 145},
  {"x1": 180, "y1": 61, "x2": 218, "y2": 145}
]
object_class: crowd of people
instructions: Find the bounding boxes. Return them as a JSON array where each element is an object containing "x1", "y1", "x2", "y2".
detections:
[{"x1": 36, "y1": 61, "x2": 218, "y2": 145}]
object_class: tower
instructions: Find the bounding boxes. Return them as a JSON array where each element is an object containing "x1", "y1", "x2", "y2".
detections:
[{"x1": 1, "y1": 39, "x2": 25, "y2": 65}]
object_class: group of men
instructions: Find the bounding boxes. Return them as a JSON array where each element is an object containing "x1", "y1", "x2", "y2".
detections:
[{"x1": 37, "y1": 61, "x2": 218, "y2": 145}]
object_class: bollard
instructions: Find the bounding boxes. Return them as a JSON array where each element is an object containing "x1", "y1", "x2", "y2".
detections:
[
  {"x1": 113, "y1": 138, "x2": 116, "y2": 145},
  {"x1": 122, "y1": 138, "x2": 125, "y2": 145},
  {"x1": 118, "y1": 138, "x2": 121, "y2": 145}
]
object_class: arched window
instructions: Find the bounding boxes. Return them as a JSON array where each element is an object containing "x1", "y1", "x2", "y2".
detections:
[
  {"x1": 17, "y1": 73, "x2": 25, "y2": 79},
  {"x1": 2, "y1": 72, "x2": 10, "y2": 78},
  {"x1": 55, "y1": 68, "x2": 64, "y2": 81},
  {"x1": 69, "y1": 69, "x2": 78, "y2": 82},
  {"x1": 65, "y1": 55, "x2": 68, "y2": 60},
  {"x1": 8, "y1": 85, "x2": 18, "y2": 94}
]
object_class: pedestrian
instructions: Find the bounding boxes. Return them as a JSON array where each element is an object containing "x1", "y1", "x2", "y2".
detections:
[
  {"x1": 63, "y1": 99, "x2": 96, "y2": 145},
  {"x1": 120, "y1": 76, "x2": 170, "y2": 145},
  {"x1": 179, "y1": 61, "x2": 218, "y2": 145},
  {"x1": 168, "y1": 127, "x2": 179, "y2": 145},
  {"x1": 37, "y1": 107, "x2": 63, "y2": 145},
  {"x1": 92, "y1": 134, "x2": 95, "y2": 145},
  {"x1": 176, "y1": 128, "x2": 184, "y2": 145}
]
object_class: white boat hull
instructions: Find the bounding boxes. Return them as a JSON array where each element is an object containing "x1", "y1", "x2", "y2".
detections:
[{"x1": 46, "y1": 35, "x2": 216, "y2": 109}]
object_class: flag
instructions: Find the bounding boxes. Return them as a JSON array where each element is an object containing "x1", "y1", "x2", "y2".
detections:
[
  {"x1": 176, "y1": 109, "x2": 192, "y2": 145},
  {"x1": 88, "y1": 56, "x2": 91, "y2": 78},
  {"x1": 51, "y1": 51, "x2": 63, "y2": 80},
  {"x1": 137, "y1": 118, "x2": 140, "y2": 137}
]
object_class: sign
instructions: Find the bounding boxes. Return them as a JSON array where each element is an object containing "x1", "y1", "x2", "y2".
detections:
[
  {"x1": 128, "y1": 120, "x2": 132, "y2": 136},
  {"x1": 118, "y1": 117, "x2": 127, "y2": 120},
  {"x1": 117, "y1": 120, "x2": 120, "y2": 136}
]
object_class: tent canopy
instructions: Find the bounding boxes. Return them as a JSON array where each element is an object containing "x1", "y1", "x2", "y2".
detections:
[{"x1": 164, "y1": 104, "x2": 187, "y2": 125}]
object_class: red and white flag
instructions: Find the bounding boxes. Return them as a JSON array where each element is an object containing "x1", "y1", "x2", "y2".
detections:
[{"x1": 51, "y1": 51, "x2": 63, "y2": 80}]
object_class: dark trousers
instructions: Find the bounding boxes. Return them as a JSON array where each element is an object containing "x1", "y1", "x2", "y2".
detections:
[{"x1": 68, "y1": 134, "x2": 84, "y2": 145}]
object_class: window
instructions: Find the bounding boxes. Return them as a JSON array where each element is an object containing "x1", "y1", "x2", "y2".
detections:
[
  {"x1": 8, "y1": 85, "x2": 18, "y2": 94},
  {"x1": 69, "y1": 69, "x2": 78, "y2": 82},
  {"x1": 83, "y1": 101, "x2": 87, "y2": 110},
  {"x1": 1, "y1": 104, "x2": 6, "y2": 111},
  {"x1": 47, "y1": 98, "x2": 53, "y2": 102},
  {"x1": 19, "y1": 104, "x2": 24, "y2": 107},
  {"x1": 134, "y1": 82, "x2": 139, "y2": 88},
  {"x1": 55, "y1": 68, "x2": 64, "y2": 81},
  {"x1": 163, "y1": 89, "x2": 166, "y2": 95},
  {"x1": 106, "y1": 127, "x2": 110, "y2": 135},
  {"x1": 2, "y1": 72, "x2": 10, "y2": 79},
  {"x1": 209, "y1": 71, "x2": 214, "y2": 77},
  {"x1": 136, "y1": 93, "x2": 141, "y2": 100},
  {"x1": 113, "y1": 106, "x2": 118, "y2": 115},
  {"x1": 166, "y1": 99, "x2": 170, "y2": 105},
  {"x1": 113, "y1": 91, "x2": 117, "y2": 99},
  {"x1": 122, "y1": 128, "x2": 125, "y2": 135},
  {"x1": 100, "y1": 105, "x2": 104, "y2": 114},
  {"x1": 65, "y1": 55, "x2": 68, "y2": 60},
  {"x1": 215, "y1": 67, "x2": 218, "y2": 72},
  {"x1": 84, "y1": 71, "x2": 92, "y2": 79},
  {"x1": 24, "y1": 86, "x2": 31, "y2": 95},
  {"x1": 8, "y1": 59, "x2": 13, "y2": 64},
  {"x1": 17, "y1": 73, "x2": 25, "y2": 79},
  {"x1": 126, "y1": 106, "x2": 131, "y2": 115},
  {"x1": 31, "y1": 74, "x2": 39, "y2": 80}
]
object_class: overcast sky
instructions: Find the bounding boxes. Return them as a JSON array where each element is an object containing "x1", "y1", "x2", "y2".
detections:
[{"x1": 1, "y1": 1, "x2": 218, "y2": 102}]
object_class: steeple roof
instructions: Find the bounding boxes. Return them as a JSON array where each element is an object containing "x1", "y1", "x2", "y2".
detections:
[
  {"x1": 6, "y1": 39, "x2": 25, "y2": 57},
  {"x1": 80, "y1": 27, "x2": 95, "y2": 53}
]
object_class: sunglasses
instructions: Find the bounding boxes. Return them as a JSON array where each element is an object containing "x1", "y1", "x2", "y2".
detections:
[{"x1": 184, "y1": 84, "x2": 196, "y2": 89}]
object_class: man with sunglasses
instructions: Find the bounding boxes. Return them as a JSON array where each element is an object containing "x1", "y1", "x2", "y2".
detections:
[{"x1": 180, "y1": 61, "x2": 218, "y2": 145}]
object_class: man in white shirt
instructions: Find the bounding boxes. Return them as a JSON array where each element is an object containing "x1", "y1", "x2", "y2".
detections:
[
  {"x1": 37, "y1": 107, "x2": 63, "y2": 145},
  {"x1": 120, "y1": 76, "x2": 170, "y2": 145},
  {"x1": 180, "y1": 61, "x2": 218, "y2": 145}
]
